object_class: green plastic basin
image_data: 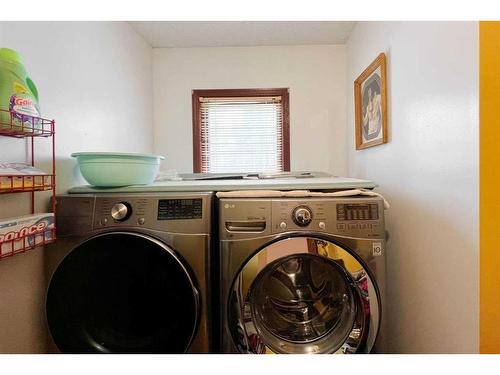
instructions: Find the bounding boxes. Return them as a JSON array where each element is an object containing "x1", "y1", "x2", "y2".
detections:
[{"x1": 71, "y1": 152, "x2": 165, "y2": 187}]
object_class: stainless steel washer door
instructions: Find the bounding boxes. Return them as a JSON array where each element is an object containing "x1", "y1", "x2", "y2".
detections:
[
  {"x1": 46, "y1": 232, "x2": 199, "y2": 353},
  {"x1": 228, "y1": 237, "x2": 380, "y2": 354}
]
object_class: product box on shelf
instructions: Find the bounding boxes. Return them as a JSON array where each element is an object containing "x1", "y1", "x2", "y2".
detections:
[
  {"x1": 0, "y1": 162, "x2": 51, "y2": 191},
  {"x1": 0, "y1": 213, "x2": 55, "y2": 256}
]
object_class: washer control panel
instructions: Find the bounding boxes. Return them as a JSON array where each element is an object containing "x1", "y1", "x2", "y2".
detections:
[
  {"x1": 337, "y1": 203, "x2": 379, "y2": 221},
  {"x1": 219, "y1": 197, "x2": 384, "y2": 240},
  {"x1": 292, "y1": 206, "x2": 313, "y2": 226},
  {"x1": 271, "y1": 197, "x2": 385, "y2": 239}
]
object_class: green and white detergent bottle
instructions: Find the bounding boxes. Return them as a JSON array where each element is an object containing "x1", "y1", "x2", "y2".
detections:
[{"x1": 0, "y1": 48, "x2": 40, "y2": 132}]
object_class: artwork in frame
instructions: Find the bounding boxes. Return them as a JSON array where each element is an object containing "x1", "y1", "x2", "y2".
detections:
[{"x1": 354, "y1": 53, "x2": 388, "y2": 150}]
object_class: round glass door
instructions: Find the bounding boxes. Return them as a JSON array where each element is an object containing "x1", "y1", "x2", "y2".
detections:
[
  {"x1": 228, "y1": 237, "x2": 380, "y2": 354},
  {"x1": 46, "y1": 232, "x2": 199, "y2": 353}
]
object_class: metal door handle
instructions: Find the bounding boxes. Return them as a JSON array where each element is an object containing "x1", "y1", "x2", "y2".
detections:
[{"x1": 225, "y1": 221, "x2": 266, "y2": 232}]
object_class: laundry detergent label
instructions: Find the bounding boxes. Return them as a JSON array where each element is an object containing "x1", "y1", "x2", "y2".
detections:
[{"x1": 9, "y1": 93, "x2": 40, "y2": 120}]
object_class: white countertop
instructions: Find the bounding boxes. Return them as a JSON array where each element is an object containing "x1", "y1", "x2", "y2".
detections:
[{"x1": 68, "y1": 176, "x2": 377, "y2": 194}]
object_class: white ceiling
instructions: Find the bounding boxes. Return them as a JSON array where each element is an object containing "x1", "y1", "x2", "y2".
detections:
[{"x1": 129, "y1": 21, "x2": 356, "y2": 48}]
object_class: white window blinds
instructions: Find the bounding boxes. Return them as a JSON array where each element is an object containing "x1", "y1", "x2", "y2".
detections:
[{"x1": 199, "y1": 95, "x2": 285, "y2": 173}]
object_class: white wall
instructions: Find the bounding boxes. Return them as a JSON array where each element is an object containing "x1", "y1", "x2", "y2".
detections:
[
  {"x1": 346, "y1": 22, "x2": 479, "y2": 353},
  {"x1": 153, "y1": 45, "x2": 346, "y2": 175},
  {"x1": 0, "y1": 21, "x2": 479, "y2": 354},
  {"x1": 0, "y1": 21, "x2": 153, "y2": 352}
]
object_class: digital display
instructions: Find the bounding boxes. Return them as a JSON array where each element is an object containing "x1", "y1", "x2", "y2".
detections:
[
  {"x1": 337, "y1": 203, "x2": 378, "y2": 221},
  {"x1": 158, "y1": 199, "x2": 203, "y2": 220}
]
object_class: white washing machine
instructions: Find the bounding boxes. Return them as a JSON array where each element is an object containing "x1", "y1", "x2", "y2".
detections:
[
  {"x1": 219, "y1": 196, "x2": 387, "y2": 354},
  {"x1": 44, "y1": 192, "x2": 214, "y2": 353}
]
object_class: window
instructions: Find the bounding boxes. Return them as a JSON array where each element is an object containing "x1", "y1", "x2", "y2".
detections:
[{"x1": 192, "y1": 88, "x2": 290, "y2": 173}]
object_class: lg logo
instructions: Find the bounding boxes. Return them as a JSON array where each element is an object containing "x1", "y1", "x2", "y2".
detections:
[{"x1": 373, "y1": 242, "x2": 383, "y2": 256}]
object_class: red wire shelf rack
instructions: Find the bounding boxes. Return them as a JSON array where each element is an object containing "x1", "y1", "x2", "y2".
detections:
[
  {"x1": 0, "y1": 109, "x2": 56, "y2": 260},
  {"x1": 0, "y1": 174, "x2": 55, "y2": 194},
  {"x1": 0, "y1": 108, "x2": 54, "y2": 137}
]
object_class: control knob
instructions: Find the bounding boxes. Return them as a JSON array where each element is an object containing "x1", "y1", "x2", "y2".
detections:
[
  {"x1": 292, "y1": 206, "x2": 313, "y2": 227},
  {"x1": 111, "y1": 202, "x2": 132, "y2": 221}
]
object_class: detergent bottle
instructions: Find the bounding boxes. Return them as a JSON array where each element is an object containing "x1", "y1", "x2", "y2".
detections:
[{"x1": 0, "y1": 48, "x2": 40, "y2": 132}]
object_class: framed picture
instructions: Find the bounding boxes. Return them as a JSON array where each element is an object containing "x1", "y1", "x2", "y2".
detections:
[{"x1": 354, "y1": 53, "x2": 388, "y2": 150}]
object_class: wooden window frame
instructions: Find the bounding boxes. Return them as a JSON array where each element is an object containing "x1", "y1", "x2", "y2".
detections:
[{"x1": 192, "y1": 88, "x2": 290, "y2": 173}]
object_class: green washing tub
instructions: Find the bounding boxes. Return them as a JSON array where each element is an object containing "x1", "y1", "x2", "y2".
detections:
[{"x1": 71, "y1": 152, "x2": 165, "y2": 187}]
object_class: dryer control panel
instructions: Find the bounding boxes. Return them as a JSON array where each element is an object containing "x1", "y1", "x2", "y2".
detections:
[
  {"x1": 93, "y1": 194, "x2": 212, "y2": 234},
  {"x1": 56, "y1": 192, "x2": 213, "y2": 236}
]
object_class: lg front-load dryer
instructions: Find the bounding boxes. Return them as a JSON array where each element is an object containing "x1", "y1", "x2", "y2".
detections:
[
  {"x1": 44, "y1": 192, "x2": 214, "y2": 353},
  {"x1": 219, "y1": 196, "x2": 386, "y2": 354}
]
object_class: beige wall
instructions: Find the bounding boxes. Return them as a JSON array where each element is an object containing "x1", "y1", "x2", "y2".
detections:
[
  {"x1": 0, "y1": 21, "x2": 153, "y2": 352},
  {"x1": 346, "y1": 21, "x2": 479, "y2": 353},
  {"x1": 152, "y1": 45, "x2": 347, "y2": 175}
]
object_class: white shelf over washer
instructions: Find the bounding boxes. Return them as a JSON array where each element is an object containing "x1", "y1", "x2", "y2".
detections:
[{"x1": 68, "y1": 176, "x2": 377, "y2": 194}]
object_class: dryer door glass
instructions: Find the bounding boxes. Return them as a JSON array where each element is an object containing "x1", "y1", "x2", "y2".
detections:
[
  {"x1": 46, "y1": 232, "x2": 199, "y2": 353},
  {"x1": 228, "y1": 237, "x2": 380, "y2": 354}
]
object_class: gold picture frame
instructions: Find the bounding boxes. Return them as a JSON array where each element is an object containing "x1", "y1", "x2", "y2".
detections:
[{"x1": 354, "y1": 53, "x2": 388, "y2": 150}]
